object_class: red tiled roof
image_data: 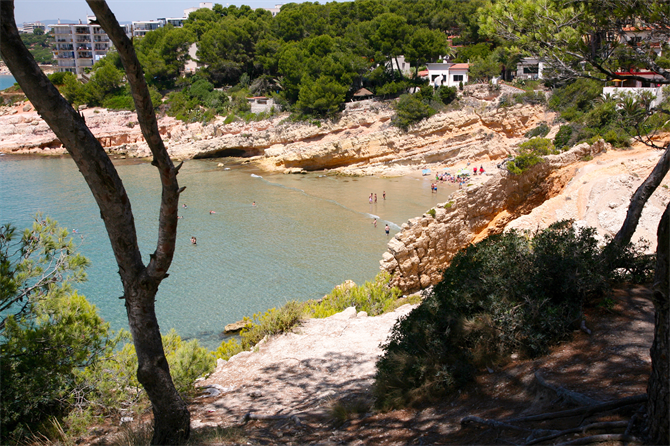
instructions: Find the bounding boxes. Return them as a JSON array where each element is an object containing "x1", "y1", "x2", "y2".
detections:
[
  {"x1": 450, "y1": 63, "x2": 469, "y2": 70},
  {"x1": 418, "y1": 70, "x2": 429, "y2": 76}
]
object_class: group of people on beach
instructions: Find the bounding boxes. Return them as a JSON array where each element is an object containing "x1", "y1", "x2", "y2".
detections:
[
  {"x1": 368, "y1": 192, "x2": 390, "y2": 235},
  {"x1": 368, "y1": 191, "x2": 386, "y2": 204}
]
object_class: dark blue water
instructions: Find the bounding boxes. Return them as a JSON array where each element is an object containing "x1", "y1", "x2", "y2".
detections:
[{"x1": 0, "y1": 155, "x2": 452, "y2": 348}]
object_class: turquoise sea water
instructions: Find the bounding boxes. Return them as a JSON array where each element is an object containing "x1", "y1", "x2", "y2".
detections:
[
  {"x1": 0, "y1": 75, "x2": 17, "y2": 91},
  {"x1": 0, "y1": 155, "x2": 454, "y2": 349}
]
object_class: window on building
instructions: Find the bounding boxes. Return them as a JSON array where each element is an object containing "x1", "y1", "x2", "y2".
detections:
[{"x1": 453, "y1": 74, "x2": 463, "y2": 82}]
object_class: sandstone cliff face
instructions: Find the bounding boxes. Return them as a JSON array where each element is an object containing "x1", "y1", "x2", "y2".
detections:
[
  {"x1": 506, "y1": 144, "x2": 670, "y2": 250},
  {"x1": 380, "y1": 140, "x2": 611, "y2": 293},
  {"x1": 0, "y1": 100, "x2": 548, "y2": 173}
]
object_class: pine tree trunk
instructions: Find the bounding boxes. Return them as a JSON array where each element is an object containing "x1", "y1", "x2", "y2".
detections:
[
  {"x1": 611, "y1": 146, "x2": 670, "y2": 248},
  {"x1": 646, "y1": 202, "x2": 670, "y2": 445},
  {"x1": 1, "y1": 2, "x2": 190, "y2": 444},
  {"x1": 125, "y1": 281, "x2": 190, "y2": 444}
]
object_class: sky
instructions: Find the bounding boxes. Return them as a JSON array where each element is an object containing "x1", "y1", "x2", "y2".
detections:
[{"x1": 12, "y1": 0, "x2": 298, "y2": 24}]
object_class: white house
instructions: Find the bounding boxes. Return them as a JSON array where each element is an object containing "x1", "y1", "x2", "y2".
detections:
[
  {"x1": 603, "y1": 70, "x2": 666, "y2": 108},
  {"x1": 516, "y1": 57, "x2": 544, "y2": 80},
  {"x1": 386, "y1": 55, "x2": 412, "y2": 76},
  {"x1": 426, "y1": 62, "x2": 469, "y2": 88}
]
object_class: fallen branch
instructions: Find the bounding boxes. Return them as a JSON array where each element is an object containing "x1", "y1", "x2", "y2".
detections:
[
  {"x1": 534, "y1": 370, "x2": 598, "y2": 407},
  {"x1": 555, "y1": 433, "x2": 643, "y2": 445},
  {"x1": 242, "y1": 412, "x2": 302, "y2": 426},
  {"x1": 505, "y1": 394, "x2": 647, "y2": 424},
  {"x1": 461, "y1": 416, "x2": 533, "y2": 432},
  {"x1": 526, "y1": 421, "x2": 629, "y2": 445}
]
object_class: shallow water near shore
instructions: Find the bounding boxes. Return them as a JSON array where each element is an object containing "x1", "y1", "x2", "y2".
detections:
[
  {"x1": 1, "y1": 155, "x2": 455, "y2": 349},
  {"x1": 0, "y1": 74, "x2": 17, "y2": 91}
]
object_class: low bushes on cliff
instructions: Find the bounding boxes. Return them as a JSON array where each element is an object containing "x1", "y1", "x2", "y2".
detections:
[
  {"x1": 373, "y1": 221, "x2": 653, "y2": 409},
  {"x1": 216, "y1": 272, "x2": 411, "y2": 360},
  {"x1": 507, "y1": 137, "x2": 555, "y2": 174}
]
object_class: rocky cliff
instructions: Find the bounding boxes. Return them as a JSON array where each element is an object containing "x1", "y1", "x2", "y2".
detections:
[
  {"x1": 0, "y1": 99, "x2": 547, "y2": 174},
  {"x1": 379, "y1": 140, "x2": 614, "y2": 292}
]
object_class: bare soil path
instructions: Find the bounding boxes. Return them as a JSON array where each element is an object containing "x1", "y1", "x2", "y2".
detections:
[{"x1": 186, "y1": 285, "x2": 654, "y2": 445}]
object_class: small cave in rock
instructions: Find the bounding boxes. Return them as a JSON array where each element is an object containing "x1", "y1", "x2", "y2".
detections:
[{"x1": 193, "y1": 148, "x2": 251, "y2": 159}]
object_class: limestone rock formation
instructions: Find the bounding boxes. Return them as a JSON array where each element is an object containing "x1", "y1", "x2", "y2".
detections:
[
  {"x1": 0, "y1": 100, "x2": 548, "y2": 174},
  {"x1": 380, "y1": 140, "x2": 611, "y2": 293}
]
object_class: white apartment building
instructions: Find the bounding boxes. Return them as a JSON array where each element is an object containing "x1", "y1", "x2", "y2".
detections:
[
  {"x1": 52, "y1": 18, "x2": 131, "y2": 75},
  {"x1": 131, "y1": 20, "x2": 163, "y2": 38},
  {"x1": 20, "y1": 22, "x2": 46, "y2": 34}
]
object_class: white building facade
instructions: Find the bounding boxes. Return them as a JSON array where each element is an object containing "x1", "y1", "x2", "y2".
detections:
[
  {"x1": 426, "y1": 62, "x2": 469, "y2": 88},
  {"x1": 52, "y1": 19, "x2": 131, "y2": 75}
]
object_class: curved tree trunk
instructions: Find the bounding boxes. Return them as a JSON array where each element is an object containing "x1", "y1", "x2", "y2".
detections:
[
  {"x1": 0, "y1": 2, "x2": 189, "y2": 444},
  {"x1": 646, "y1": 202, "x2": 670, "y2": 445},
  {"x1": 610, "y1": 146, "x2": 670, "y2": 248}
]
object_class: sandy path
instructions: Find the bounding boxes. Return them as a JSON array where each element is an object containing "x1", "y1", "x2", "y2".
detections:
[{"x1": 191, "y1": 304, "x2": 415, "y2": 429}]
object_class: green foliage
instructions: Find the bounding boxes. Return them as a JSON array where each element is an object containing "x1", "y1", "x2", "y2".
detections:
[
  {"x1": 296, "y1": 76, "x2": 348, "y2": 116},
  {"x1": 499, "y1": 90, "x2": 546, "y2": 107},
  {"x1": 0, "y1": 217, "x2": 114, "y2": 441},
  {"x1": 525, "y1": 122, "x2": 550, "y2": 138},
  {"x1": 507, "y1": 137, "x2": 555, "y2": 174},
  {"x1": 136, "y1": 25, "x2": 195, "y2": 89},
  {"x1": 47, "y1": 72, "x2": 70, "y2": 86},
  {"x1": 427, "y1": 208, "x2": 437, "y2": 218},
  {"x1": 392, "y1": 93, "x2": 436, "y2": 130},
  {"x1": 76, "y1": 329, "x2": 215, "y2": 422},
  {"x1": 519, "y1": 137, "x2": 555, "y2": 155},
  {"x1": 437, "y1": 86, "x2": 457, "y2": 105},
  {"x1": 305, "y1": 272, "x2": 405, "y2": 318},
  {"x1": 468, "y1": 53, "x2": 501, "y2": 82},
  {"x1": 20, "y1": 30, "x2": 55, "y2": 64},
  {"x1": 554, "y1": 124, "x2": 574, "y2": 150},
  {"x1": 215, "y1": 272, "x2": 410, "y2": 360},
  {"x1": 548, "y1": 79, "x2": 603, "y2": 119},
  {"x1": 165, "y1": 78, "x2": 230, "y2": 123},
  {"x1": 374, "y1": 221, "x2": 650, "y2": 409}
]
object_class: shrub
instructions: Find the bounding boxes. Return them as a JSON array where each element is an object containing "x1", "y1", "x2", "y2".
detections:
[
  {"x1": 0, "y1": 218, "x2": 115, "y2": 442},
  {"x1": 518, "y1": 137, "x2": 555, "y2": 155},
  {"x1": 437, "y1": 86, "x2": 457, "y2": 105},
  {"x1": 427, "y1": 208, "x2": 437, "y2": 218},
  {"x1": 548, "y1": 78, "x2": 603, "y2": 114},
  {"x1": 374, "y1": 221, "x2": 650, "y2": 409},
  {"x1": 554, "y1": 124, "x2": 574, "y2": 150},
  {"x1": 305, "y1": 272, "x2": 405, "y2": 318},
  {"x1": 392, "y1": 94, "x2": 436, "y2": 131},
  {"x1": 525, "y1": 122, "x2": 550, "y2": 138},
  {"x1": 507, "y1": 137, "x2": 555, "y2": 174}
]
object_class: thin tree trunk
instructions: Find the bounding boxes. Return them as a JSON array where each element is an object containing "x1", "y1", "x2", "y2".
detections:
[
  {"x1": 0, "y1": 2, "x2": 189, "y2": 444},
  {"x1": 646, "y1": 201, "x2": 670, "y2": 445},
  {"x1": 610, "y1": 146, "x2": 670, "y2": 248}
]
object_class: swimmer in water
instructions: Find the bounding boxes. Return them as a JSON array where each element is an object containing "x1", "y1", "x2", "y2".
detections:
[
  {"x1": 385, "y1": 224, "x2": 390, "y2": 235},
  {"x1": 182, "y1": 203, "x2": 187, "y2": 208},
  {"x1": 372, "y1": 218, "x2": 377, "y2": 227},
  {"x1": 252, "y1": 201, "x2": 256, "y2": 206},
  {"x1": 209, "y1": 210, "x2": 216, "y2": 214},
  {"x1": 190, "y1": 236, "x2": 197, "y2": 245}
]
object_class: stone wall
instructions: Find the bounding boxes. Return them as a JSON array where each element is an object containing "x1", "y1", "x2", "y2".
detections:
[{"x1": 380, "y1": 140, "x2": 610, "y2": 293}]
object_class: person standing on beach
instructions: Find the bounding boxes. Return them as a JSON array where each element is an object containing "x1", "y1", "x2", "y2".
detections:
[
  {"x1": 385, "y1": 224, "x2": 390, "y2": 235},
  {"x1": 369, "y1": 193, "x2": 373, "y2": 204},
  {"x1": 374, "y1": 193, "x2": 378, "y2": 203},
  {"x1": 383, "y1": 191, "x2": 386, "y2": 200},
  {"x1": 373, "y1": 218, "x2": 377, "y2": 227}
]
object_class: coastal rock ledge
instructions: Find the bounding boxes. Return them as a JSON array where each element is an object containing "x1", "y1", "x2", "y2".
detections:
[{"x1": 381, "y1": 140, "x2": 610, "y2": 292}]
